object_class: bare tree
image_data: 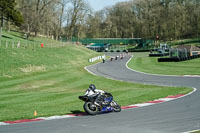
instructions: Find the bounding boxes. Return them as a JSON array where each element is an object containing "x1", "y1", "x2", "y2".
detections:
[
  {"x1": 66, "y1": 0, "x2": 91, "y2": 40},
  {"x1": 15, "y1": 0, "x2": 200, "y2": 41},
  {"x1": 84, "y1": 0, "x2": 200, "y2": 40}
]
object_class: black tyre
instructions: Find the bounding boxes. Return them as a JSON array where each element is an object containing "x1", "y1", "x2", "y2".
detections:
[
  {"x1": 111, "y1": 100, "x2": 121, "y2": 112},
  {"x1": 84, "y1": 102, "x2": 98, "y2": 115}
]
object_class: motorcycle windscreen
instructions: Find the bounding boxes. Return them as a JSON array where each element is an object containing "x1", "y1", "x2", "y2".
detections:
[{"x1": 104, "y1": 97, "x2": 113, "y2": 102}]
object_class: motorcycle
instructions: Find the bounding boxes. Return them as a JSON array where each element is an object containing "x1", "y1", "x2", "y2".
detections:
[{"x1": 79, "y1": 92, "x2": 121, "y2": 115}]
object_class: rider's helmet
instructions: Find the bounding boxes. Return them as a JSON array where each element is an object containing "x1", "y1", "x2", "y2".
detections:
[{"x1": 89, "y1": 84, "x2": 96, "y2": 92}]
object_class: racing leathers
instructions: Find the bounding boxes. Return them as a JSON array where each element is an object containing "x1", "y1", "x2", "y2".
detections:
[{"x1": 84, "y1": 88, "x2": 105, "y2": 106}]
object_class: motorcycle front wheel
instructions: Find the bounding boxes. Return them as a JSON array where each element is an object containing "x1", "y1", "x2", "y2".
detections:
[
  {"x1": 111, "y1": 100, "x2": 121, "y2": 112},
  {"x1": 84, "y1": 102, "x2": 99, "y2": 115}
]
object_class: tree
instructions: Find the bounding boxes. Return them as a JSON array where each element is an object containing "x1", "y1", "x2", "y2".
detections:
[
  {"x1": 66, "y1": 0, "x2": 91, "y2": 40},
  {"x1": 57, "y1": 0, "x2": 69, "y2": 39},
  {"x1": 0, "y1": 0, "x2": 23, "y2": 29},
  {"x1": 17, "y1": 0, "x2": 59, "y2": 36}
]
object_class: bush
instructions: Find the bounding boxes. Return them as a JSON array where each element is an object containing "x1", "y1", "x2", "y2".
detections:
[
  {"x1": 116, "y1": 50, "x2": 120, "y2": 52},
  {"x1": 127, "y1": 48, "x2": 151, "y2": 52}
]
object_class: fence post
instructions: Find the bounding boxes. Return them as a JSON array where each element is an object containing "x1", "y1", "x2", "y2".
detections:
[
  {"x1": 184, "y1": 48, "x2": 187, "y2": 58},
  {"x1": 17, "y1": 41, "x2": 20, "y2": 48}
]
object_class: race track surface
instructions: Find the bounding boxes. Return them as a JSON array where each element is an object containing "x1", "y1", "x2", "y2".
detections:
[{"x1": 0, "y1": 53, "x2": 200, "y2": 133}]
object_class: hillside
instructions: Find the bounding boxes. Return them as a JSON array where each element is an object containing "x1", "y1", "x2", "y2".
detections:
[
  {"x1": 0, "y1": 30, "x2": 101, "y2": 78},
  {"x1": 0, "y1": 45, "x2": 99, "y2": 78},
  {"x1": 0, "y1": 30, "x2": 67, "y2": 48}
]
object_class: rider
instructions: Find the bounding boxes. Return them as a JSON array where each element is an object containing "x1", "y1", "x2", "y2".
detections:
[{"x1": 85, "y1": 84, "x2": 105, "y2": 106}]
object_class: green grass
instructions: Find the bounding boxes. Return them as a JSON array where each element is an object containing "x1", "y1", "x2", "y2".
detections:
[
  {"x1": 0, "y1": 31, "x2": 193, "y2": 121},
  {"x1": 128, "y1": 52, "x2": 200, "y2": 75},
  {"x1": 0, "y1": 30, "x2": 65, "y2": 48},
  {"x1": 167, "y1": 38, "x2": 200, "y2": 46},
  {"x1": 191, "y1": 131, "x2": 200, "y2": 133},
  {"x1": 0, "y1": 47, "x2": 192, "y2": 121}
]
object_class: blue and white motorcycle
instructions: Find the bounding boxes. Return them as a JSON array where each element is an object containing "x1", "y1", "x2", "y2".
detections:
[{"x1": 79, "y1": 91, "x2": 121, "y2": 115}]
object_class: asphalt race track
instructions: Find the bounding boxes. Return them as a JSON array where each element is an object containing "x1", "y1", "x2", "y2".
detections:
[{"x1": 0, "y1": 53, "x2": 200, "y2": 133}]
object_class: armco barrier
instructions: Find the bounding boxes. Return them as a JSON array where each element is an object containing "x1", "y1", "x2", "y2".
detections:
[{"x1": 89, "y1": 55, "x2": 106, "y2": 62}]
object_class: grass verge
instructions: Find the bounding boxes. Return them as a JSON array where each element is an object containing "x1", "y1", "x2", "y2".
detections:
[
  {"x1": 128, "y1": 52, "x2": 200, "y2": 75},
  {"x1": 190, "y1": 130, "x2": 200, "y2": 133}
]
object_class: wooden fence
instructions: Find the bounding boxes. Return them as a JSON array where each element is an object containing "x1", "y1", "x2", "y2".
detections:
[{"x1": 0, "y1": 39, "x2": 75, "y2": 50}]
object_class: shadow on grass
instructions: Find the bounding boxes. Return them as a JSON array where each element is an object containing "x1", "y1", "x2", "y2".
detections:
[
  {"x1": 70, "y1": 110, "x2": 85, "y2": 114},
  {"x1": 2, "y1": 35, "x2": 12, "y2": 39},
  {"x1": 69, "y1": 110, "x2": 88, "y2": 116},
  {"x1": 10, "y1": 33, "x2": 25, "y2": 40}
]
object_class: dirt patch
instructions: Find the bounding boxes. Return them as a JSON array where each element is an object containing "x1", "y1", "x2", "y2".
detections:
[{"x1": 19, "y1": 65, "x2": 46, "y2": 73}]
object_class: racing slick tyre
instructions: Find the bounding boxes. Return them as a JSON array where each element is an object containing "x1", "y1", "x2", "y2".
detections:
[{"x1": 84, "y1": 102, "x2": 99, "y2": 115}]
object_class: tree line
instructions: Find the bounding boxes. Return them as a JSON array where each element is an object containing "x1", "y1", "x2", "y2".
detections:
[
  {"x1": 0, "y1": 0, "x2": 200, "y2": 41},
  {"x1": 86, "y1": 0, "x2": 200, "y2": 41}
]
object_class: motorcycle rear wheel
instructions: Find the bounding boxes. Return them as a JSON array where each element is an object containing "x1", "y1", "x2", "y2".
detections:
[{"x1": 84, "y1": 102, "x2": 99, "y2": 115}]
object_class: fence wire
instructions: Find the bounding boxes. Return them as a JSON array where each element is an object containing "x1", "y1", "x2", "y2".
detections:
[{"x1": 0, "y1": 39, "x2": 74, "y2": 50}]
